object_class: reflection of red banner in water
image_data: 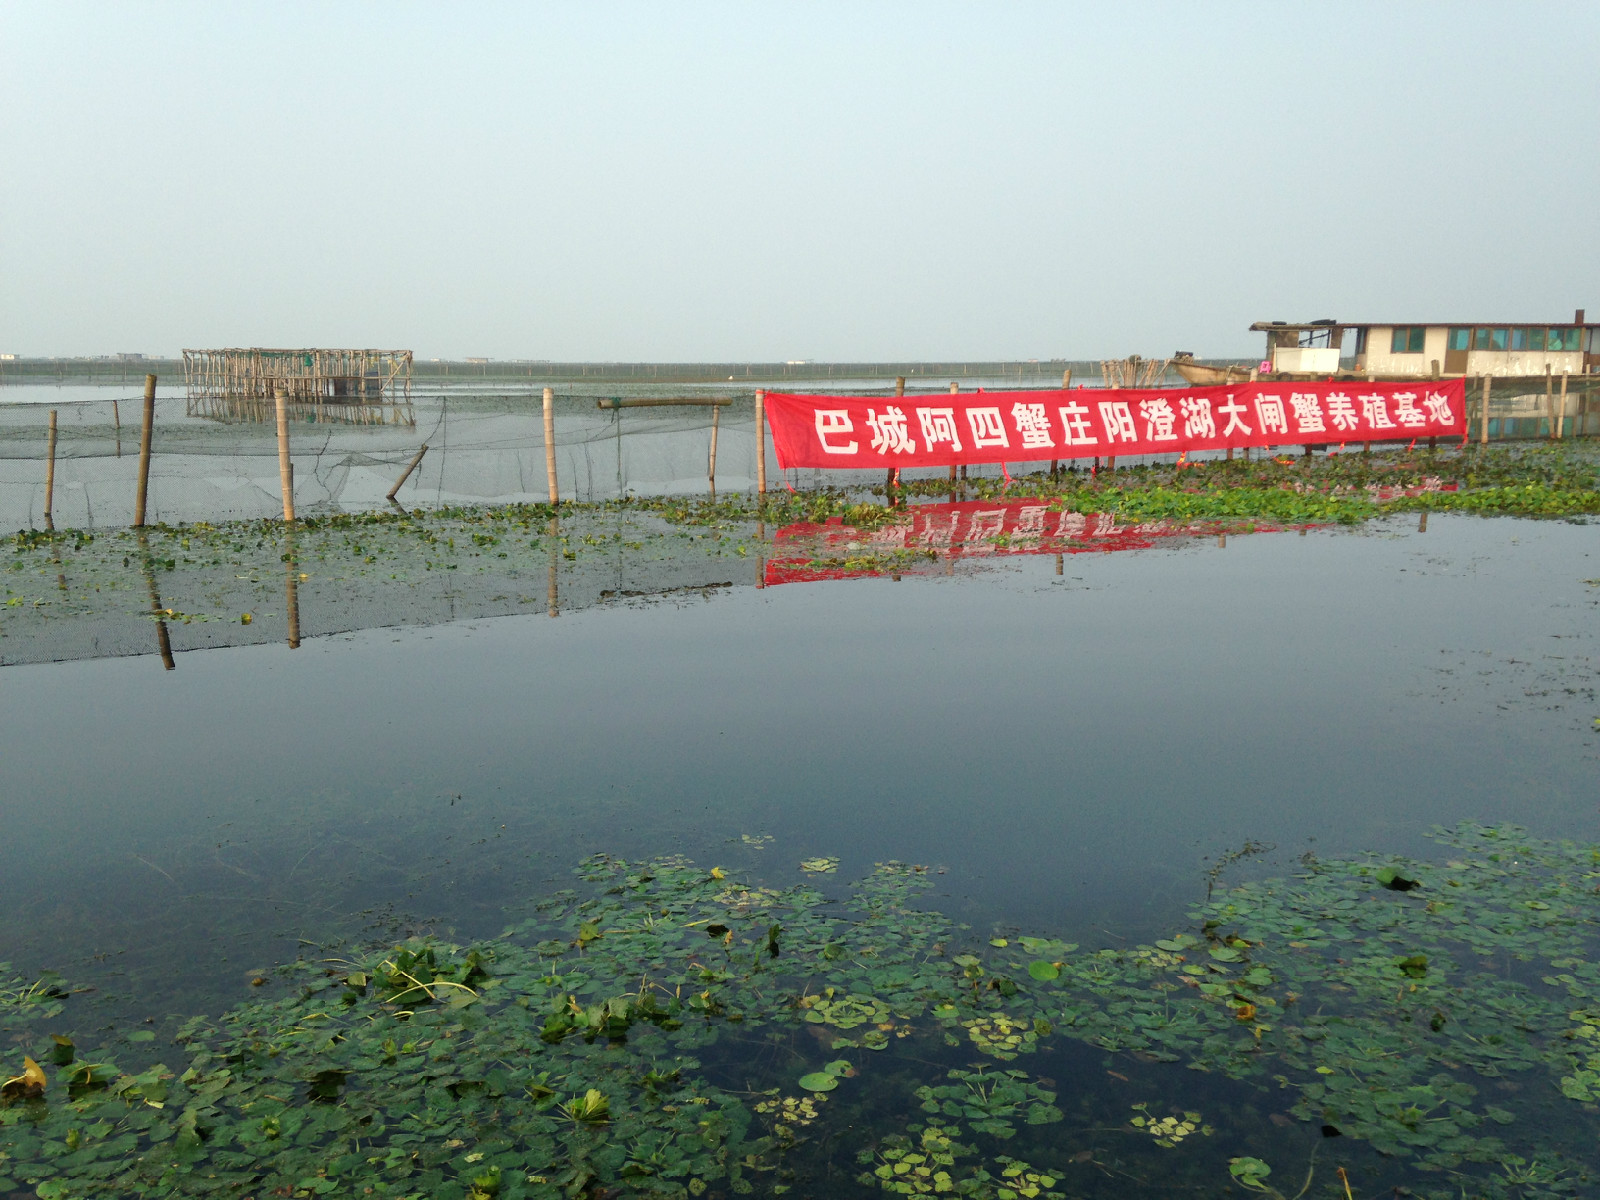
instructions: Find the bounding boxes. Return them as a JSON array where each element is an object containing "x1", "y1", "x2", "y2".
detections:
[
  {"x1": 765, "y1": 500, "x2": 1260, "y2": 585},
  {"x1": 764, "y1": 486, "x2": 1456, "y2": 586},
  {"x1": 764, "y1": 380, "x2": 1467, "y2": 471}
]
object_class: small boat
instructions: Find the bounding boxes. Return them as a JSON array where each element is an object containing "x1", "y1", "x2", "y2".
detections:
[{"x1": 1171, "y1": 353, "x2": 1252, "y2": 386}]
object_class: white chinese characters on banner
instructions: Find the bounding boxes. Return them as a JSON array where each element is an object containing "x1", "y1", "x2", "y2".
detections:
[
  {"x1": 1099, "y1": 401, "x2": 1137, "y2": 443},
  {"x1": 815, "y1": 410, "x2": 857, "y2": 455},
  {"x1": 1180, "y1": 397, "x2": 1215, "y2": 439},
  {"x1": 967, "y1": 407, "x2": 1009, "y2": 449},
  {"x1": 1358, "y1": 394, "x2": 1394, "y2": 430},
  {"x1": 1138, "y1": 398, "x2": 1178, "y2": 442},
  {"x1": 1254, "y1": 394, "x2": 1288, "y2": 436},
  {"x1": 1325, "y1": 393, "x2": 1359, "y2": 432},
  {"x1": 1289, "y1": 393, "x2": 1325, "y2": 434},
  {"x1": 1011, "y1": 402, "x2": 1054, "y2": 449},
  {"x1": 1058, "y1": 402, "x2": 1098, "y2": 446},
  {"x1": 1218, "y1": 397, "x2": 1252, "y2": 436},
  {"x1": 917, "y1": 407, "x2": 963, "y2": 453},
  {"x1": 866, "y1": 406, "x2": 916, "y2": 455}
]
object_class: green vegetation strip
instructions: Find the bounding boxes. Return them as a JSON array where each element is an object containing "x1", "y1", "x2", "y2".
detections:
[{"x1": 3, "y1": 823, "x2": 1599, "y2": 1198}]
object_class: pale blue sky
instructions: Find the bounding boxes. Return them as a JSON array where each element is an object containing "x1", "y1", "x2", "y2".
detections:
[{"x1": 3, "y1": 2, "x2": 1596, "y2": 360}]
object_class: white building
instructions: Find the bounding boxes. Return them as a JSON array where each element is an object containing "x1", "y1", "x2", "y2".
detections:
[{"x1": 1251, "y1": 311, "x2": 1597, "y2": 377}]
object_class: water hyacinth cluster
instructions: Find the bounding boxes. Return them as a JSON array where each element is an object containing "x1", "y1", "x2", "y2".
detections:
[{"x1": 0, "y1": 824, "x2": 1598, "y2": 1198}]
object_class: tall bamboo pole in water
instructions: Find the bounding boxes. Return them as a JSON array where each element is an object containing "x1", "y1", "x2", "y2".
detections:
[
  {"x1": 543, "y1": 387, "x2": 559, "y2": 505},
  {"x1": 754, "y1": 389, "x2": 767, "y2": 495},
  {"x1": 708, "y1": 403, "x2": 719, "y2": 495},
  {"x1": 134, "y1": 374, "x2": 155, "y2": 526},
  {"x1": 43, "y1": 409, "x2": 57, "y2": 526},
  {"x1": 1480, "y1": 375, "x2": 1491, "y2": 445},
  {"x1": 274, "y1": 383, "x2": 295, "y2": 522}
]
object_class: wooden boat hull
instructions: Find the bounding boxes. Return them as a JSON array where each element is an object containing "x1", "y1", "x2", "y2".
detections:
[{"x1": 1173, "y1": 360, "x2": 1251, "y2": 386}]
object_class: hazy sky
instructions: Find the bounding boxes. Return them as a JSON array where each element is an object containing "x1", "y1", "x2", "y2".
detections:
[{"x1": 4, "y1": 2, "x2": 1596, "y2": 361}]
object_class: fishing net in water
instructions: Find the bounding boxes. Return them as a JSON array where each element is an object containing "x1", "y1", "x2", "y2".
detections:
[{"x1": 2, "y1": 376, "x2": 1597, "y2": 530}]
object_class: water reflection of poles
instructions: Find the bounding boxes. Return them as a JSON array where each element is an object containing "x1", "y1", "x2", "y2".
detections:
[
  {"x1": 547, "y1": 517, "x2": 559, "y2": 617},
  {"x1": 136, "y1": 530, "x2": 175, "y2": 670},
  {"x1": 284, "y1": 528, "x2": 301, "y2": 649},
  {"x1": 755, "y1": 520, "x2": 765, "y2": 589}
]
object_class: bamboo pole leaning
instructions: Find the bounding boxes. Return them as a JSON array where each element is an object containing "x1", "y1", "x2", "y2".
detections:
[
  {"x1": 387, "y1": 444, "x2": 429, "y2": 502},
  {"x1": 43, "y1": 409, "x2": 57, "y2": 527}
]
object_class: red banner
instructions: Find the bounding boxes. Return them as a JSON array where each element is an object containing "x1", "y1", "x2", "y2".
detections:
[{"x1": 764, "y1": 380, "x2": 1466, "y2": 471}]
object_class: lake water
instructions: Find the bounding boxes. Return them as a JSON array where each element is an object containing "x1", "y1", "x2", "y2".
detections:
[{"x1": 2, "y1": 511, "x2": 1597, "y2": 1198}]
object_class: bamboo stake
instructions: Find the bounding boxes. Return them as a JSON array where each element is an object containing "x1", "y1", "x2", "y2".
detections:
[
  {"x1": 708, "y1": 403, "x2": 719, "y2": 495},
  {"x1": 1480, "y1": 375, "x2": 1491, "y2": 444},
  {"x1": 274, "y1": 383, "x2": 295, "y2": 522},
  {"x1": 543, "y1": 387, "x2": 559, "y2": 505},
  {"x1": 755, "y1": 389, "x2": 767, "y2": 495},
  {"x1": 134, "y1": 374, "x2": 155, "y2": 526},
  {"x1": 112, "y1": 398, "x2": 122, "y2": 458},
  {"x1": 1545, "y1": 365, "x2": 1554, "y2": 439},
  {"x1": 1555, "y1": 372, "x2": 1569, "y2": 439},
  {"x1": 43, "y1": 409, "x2": 57, "y2": 525},
  {"x1": 386, "y1": 444, "x2": 429, "y2": 501}
]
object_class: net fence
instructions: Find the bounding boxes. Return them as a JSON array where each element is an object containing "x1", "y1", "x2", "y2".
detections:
[{"x1": 3, "y1": 375, "x2": 1598, "y2": 531}]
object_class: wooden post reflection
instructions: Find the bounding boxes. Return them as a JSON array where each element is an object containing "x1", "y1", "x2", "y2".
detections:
[
  {"x1": 284, "y1": 528, "x2": 301, "y2": 648},
  {"x1": 547, "y1": 517, "x2": 560, "y2": 617},
  {"x1": 137, "y1": 530, "x2": 175, "y2": 670},
  {"x1": 1055, "y1": 553, "x2": 1063, "y2": 575},
  {"x1": 1418, "y1": 511, "x2": 1428, "y2": 533},
  {"x1": 756, "y1": 519, "x2": 765, "y2": 589}
]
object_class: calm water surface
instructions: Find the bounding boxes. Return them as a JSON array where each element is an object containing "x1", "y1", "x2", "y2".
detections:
[{"x1": 1, "y1": 514, "x2": 1595, "y2": 1009}]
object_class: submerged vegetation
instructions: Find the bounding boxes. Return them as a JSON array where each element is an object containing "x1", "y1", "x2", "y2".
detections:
[{"x1": 3, "y1": 824, "x2": 1599, "y2": 1198}]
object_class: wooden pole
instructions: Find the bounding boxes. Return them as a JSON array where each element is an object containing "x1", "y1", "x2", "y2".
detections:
[
  {"x1": 386, "y1": 444, "x2": 429, "y2": 501},
  {"x1": 43, "y1": 409, "x2": 57, "y2": 525},
  {"x1": 1545, "y1": 364, "x2": 1554, "y2": 439},
  {"x1": 755, "y1": 388, "x2": 767, "y2": 495},
  {"x1": 1480, "y1": 374, "x2": 1491, "y2": 445},
  {"x1": 134, "y1": 374, "x2": 156, "y2": 526},
  {"x1": 112, "y1": 398, "x2": 122, "y2": 458},
  {"x1": 274, "y1": 383, "x2": 295, "y2": 522},
  {"x1": 708, "y1": 402, "x2": 719, "y2": 494},
  {"x1": 542, "y1": 387, "x2": 559, "y2": 505},
  {"x1": 1555, "y1": 372, "x2": 1569, "y2": 440}
]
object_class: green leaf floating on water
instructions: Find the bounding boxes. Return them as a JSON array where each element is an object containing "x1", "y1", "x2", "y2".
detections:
[
  {"x1": 5, "y1": 822, "x2": 1600, "y2": 1198},
  {"x1": 799, "y1": 1059, "x2": 854, "y2": 1091}
]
